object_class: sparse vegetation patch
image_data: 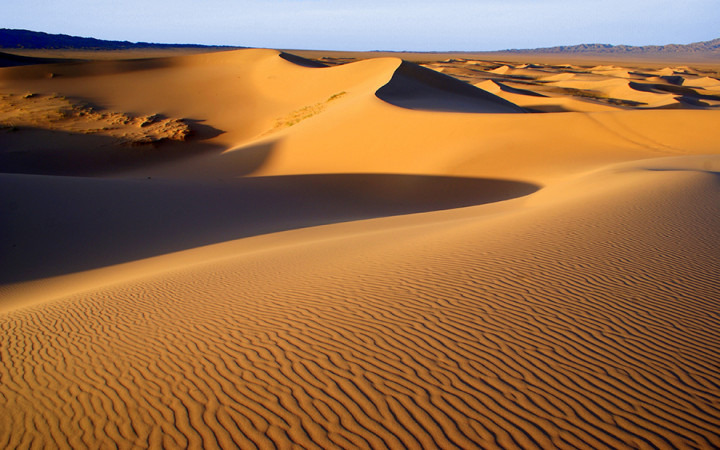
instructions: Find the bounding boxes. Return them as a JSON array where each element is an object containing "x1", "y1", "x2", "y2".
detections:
[
  {"x1": 0, "y1": 92, "x2": 190, "y2": 145},
  {"x1": 268, "y1": 91, "x2": 347, "y2": 133}
]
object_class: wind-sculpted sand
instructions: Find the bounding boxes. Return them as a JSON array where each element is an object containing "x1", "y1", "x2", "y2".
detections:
[{"x1": 1, "y1": 48, "x2": 720, "y2": 449}]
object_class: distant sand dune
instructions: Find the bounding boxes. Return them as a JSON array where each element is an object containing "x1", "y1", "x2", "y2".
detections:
[{"x1": 685, "y1": 76, "x2": 720, "y2": 88}]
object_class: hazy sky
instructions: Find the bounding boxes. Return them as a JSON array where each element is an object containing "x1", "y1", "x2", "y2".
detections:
[{"x1": 6, "y1": 0, "x2": 720, "y2": 51}]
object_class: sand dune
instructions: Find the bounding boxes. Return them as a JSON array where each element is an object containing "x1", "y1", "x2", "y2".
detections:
[
  {"x1": 2, "y1": 48, "x2": 720, "y2": 448},
  {"x1": 418, "y1": 58, "x2": 720, "y2": 112},
  {"x1": 685, "y1": 76, "x2": 720, "y2": 88},
  {"x1": 538, "y1": 72, "x2": 575, "y2": 81},
  {"x1": 488, "y1": 65, "x2": 511, "y2": 74},
  {"x1": 473, "y1": 79, "x2": 502, "y2": 94},
  {"x1": 545, "y1": 78, "x2": 679, "y2": 107},
  {"x1": 376, "y1": 61, "x2": 525, "y2": 113}
]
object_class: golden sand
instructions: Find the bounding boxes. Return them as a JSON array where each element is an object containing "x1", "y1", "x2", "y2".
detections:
[{"x1": 1, "y1": 49, "x2": 719, "y2": 448}]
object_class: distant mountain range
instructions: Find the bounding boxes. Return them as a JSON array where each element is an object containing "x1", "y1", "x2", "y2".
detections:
[
  {"x1": 1, "y1": 28, "x2": 718, "y2": 55},
  {"x1": 0, "y1": 29, "x2": 236, "y2": 50},
  {"x1": 503, "y1": 39, "x2": 720, "y2": 54}
]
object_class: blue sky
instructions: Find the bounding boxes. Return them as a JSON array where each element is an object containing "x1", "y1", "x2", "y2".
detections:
[{"x1": 6, "y1": 0, "x2": 720, "y2": 51}]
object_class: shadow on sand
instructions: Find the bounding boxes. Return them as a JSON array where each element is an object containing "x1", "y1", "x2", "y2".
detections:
[
  {"x1": 376, "y1": 61, "x2": 526, "y2": 113},
  {"x1": 0, "y1": 123, "x2": 226, "y2": 176},
  {"x1": 1, "y1": 172, "x2": 540, "y2": 284}
]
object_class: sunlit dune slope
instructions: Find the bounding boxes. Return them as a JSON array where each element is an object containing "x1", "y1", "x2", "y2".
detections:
[{"x1": 0, "y1": 50, "x2": 519, "y2": 151}]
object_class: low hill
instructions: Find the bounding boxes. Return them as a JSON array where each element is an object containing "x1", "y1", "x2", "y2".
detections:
[
  {"x1": 504, "y1": 38, "x2": 720, "y2": 55},
  {"x1": 0, "y1": 28, "x2": 238, "y2": 50}
]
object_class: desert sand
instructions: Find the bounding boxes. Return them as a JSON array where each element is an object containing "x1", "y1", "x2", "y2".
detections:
[{"x1": 1, "y1": 48, "x2": 720, "y2": 449}]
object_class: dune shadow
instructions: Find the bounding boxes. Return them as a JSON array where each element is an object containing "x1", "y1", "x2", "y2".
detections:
[
  {"x1": 183, "y1": 119, "x2": 225, "y2": 140},
  {"x1": 278, "y1": 52, "x2": 327, "y2": 68},
  {"x1": 0, "y1": 57, "x2": 178, "y2": 81},
  {"x1": 630, "y1": 81, "x2": 720, "y2": 101},
  {"x1": 0, "y1": 124, "x2": 226, "y2": 176},
  {"x1": 0, "y1": 51, "x2": 77, "y2": 68},
  {"x1": 1, "y1": 173, "x2": 539, "y2": 284},
  {"x1": 659, "y1": 75, "x2": 685, "y2": 86},
  {"x1": 494, "y1": 81, "x2": 547, "y2": 98},
  {"x1": 523, "y1": 105, "x2": 573, "y2": 113},
  {"x1": 645, "y1": 167, "x2": 720, "y2": 176},
  {"x1": 376, "y1": 61, "x2": 526, "y2": 113}
]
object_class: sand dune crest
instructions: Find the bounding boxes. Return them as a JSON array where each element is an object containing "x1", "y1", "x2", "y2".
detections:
[{"x1": 375, "y1": 61, "x2": 525, "y2": 113}]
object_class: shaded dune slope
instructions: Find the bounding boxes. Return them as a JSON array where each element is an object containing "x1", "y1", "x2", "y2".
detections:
[
  {"x1": 0, "y1": 126, "x2": 223, "y2": 177},
  {"x1": 0, "y1": 55, "x2": 179, "y2": 80},
  {"x1": 376, "y1": 61, "x2": 526, "y2": 113},
  {"x1": 278, "y1": 51, "x2": 328, "y2": 68},
  {"x1": 0, "y1": 51, "x2": 73, "y2": 68},
  {"x1": 0, "y1": 172, "x2": 539, "y2": 284}
]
